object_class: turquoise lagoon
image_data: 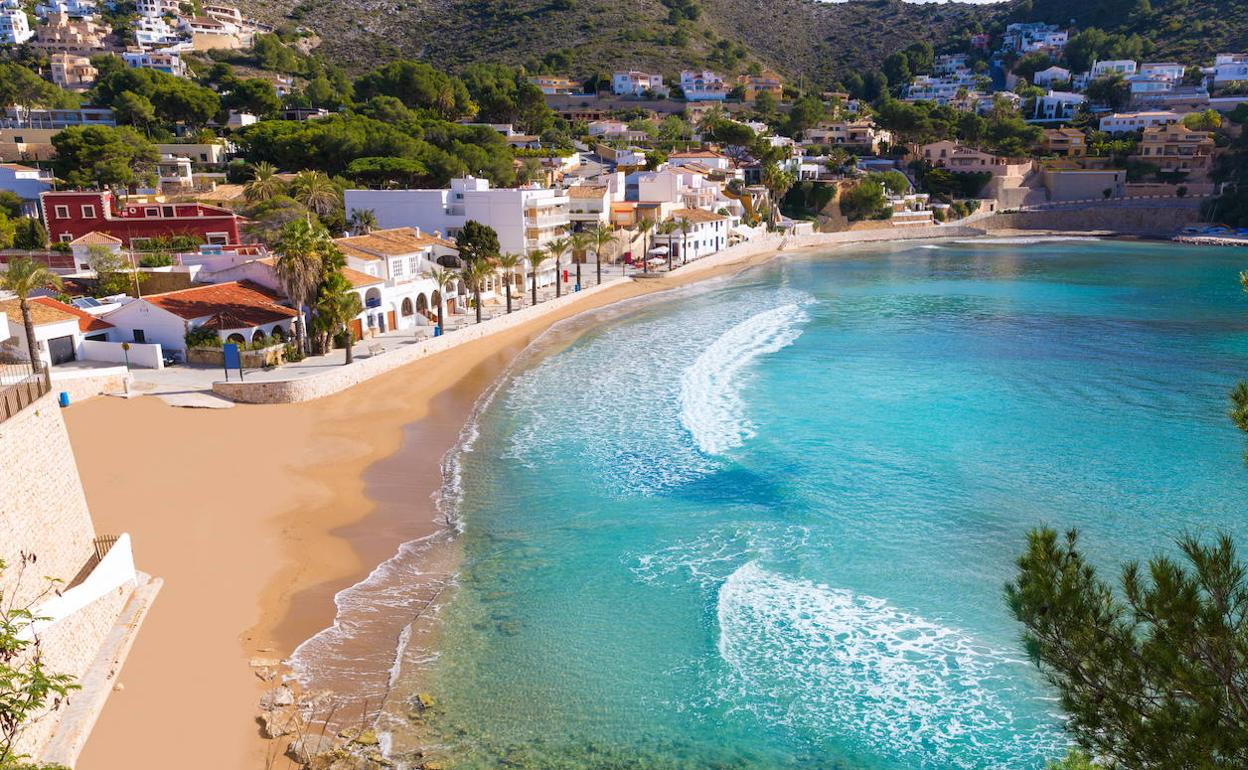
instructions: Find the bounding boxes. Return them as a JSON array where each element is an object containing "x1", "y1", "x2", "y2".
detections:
[{"x1": 415, "y1": 240, "x2": 1248, "y2": 769}]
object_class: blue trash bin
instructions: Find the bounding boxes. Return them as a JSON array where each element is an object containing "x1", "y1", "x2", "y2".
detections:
[
  {"x1": 58, "y1": 392, "x2": 70, "y2": 408},
  {"x1": 434, "y1": 325, "x2": 442, "y2": 337}
]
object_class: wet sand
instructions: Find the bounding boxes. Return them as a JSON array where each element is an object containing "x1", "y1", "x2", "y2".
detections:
[{"x1": 66, "y1": 251, "x2": 780, "y2": 770}]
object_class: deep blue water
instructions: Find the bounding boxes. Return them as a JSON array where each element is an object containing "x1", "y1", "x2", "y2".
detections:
[{"x1": 421, "y1": 240, "x2": 1248, "y2": 769}]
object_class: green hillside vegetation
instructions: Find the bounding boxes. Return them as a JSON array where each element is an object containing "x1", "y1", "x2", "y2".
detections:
[{"x1": 224, "y1": 0, "x2": 1248, "y2": 89}]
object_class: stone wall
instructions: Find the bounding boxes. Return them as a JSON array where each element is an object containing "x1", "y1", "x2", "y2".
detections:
[
  {"x1": 50, "y1": 369, "x2": 128, "y2": 404},
  {"x1": 0, "y1": 391, "x2": 137, "y2": 759},
  {"x1": 213, "y1": 279, "x2": 625, "y2": 404},
  {"x1": 981, "y1": 204, "x2": 1201, "y2": 235}
]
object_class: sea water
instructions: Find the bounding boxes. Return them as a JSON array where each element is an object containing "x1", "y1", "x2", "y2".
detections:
[{"x1": 405, "y1": 240, "x2": 1248, "y2": 769}]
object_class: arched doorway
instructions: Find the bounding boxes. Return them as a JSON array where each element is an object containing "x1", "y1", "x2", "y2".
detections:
[
  {"x1": 227, "y1": 333, "x2": 245, "y2": 345},
  {"x1": 252, "y1": 329, "x2": 266, "y2": 344},
  {"x1": 430, "y1": 290, "x2": 441, "y2": 323},
  {"x1": 401, "y1": 297, "x2": 414, "y2": 317},
  {"x1": 271, "y1": 326, "x2": 286, "y2": 341},
  {"x1": 416, "y1": 293, "x2": 429, "y2": 315}
]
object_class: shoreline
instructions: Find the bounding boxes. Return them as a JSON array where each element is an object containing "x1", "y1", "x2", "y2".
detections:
[
  {"x1": 64, "y1": 230, "x2": 1186, "y2": 769},
  {"x1": 65, "y1": 242, "x2": 782, "y2": 770}
]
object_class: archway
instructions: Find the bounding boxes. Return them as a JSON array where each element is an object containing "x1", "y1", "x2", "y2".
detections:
[
  {"x1": 401, "y1": 297, "x2": 414, "y2": 317},
  {"x1": 271, "y1": 326, "x2": 286, "y2": 341},
  {"x1": 430, "y1": 290, "x2": 441, "y2": 322},
  {"x1": 364, "y1": 287, "x2": 382, "y2": 308},
  {"x1": 227, "y1": 333, "x2": 245, "y2": 345},
  {"x1": 252, "y1": 329, "x2": 266, "y2": 344},
  {"x1": 416, "y1": 293, "x2": 429, "y2": 316}
]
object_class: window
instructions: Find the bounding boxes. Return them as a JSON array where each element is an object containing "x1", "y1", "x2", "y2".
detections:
[
  {"x1": 133, "y1": 330, "x2": 146, "y2": 343},
  {"x1": 54, "y1": 205, "x2": 69, "y2": 218},
  {"x1": 391, "y1": 258, "x2": 405, "y2": 279},
  {"x1": 80, "y1": 204, "x2": 96, "y2": 218},
  {"x1": 408, "y1": 254, "x2": 419, "y2": 275},
  {"x1": 205, "y1": 232, "x2": 229, "y2": 245},
  {"x1": 59, "y1": 233, "x2": 73, "y2": 242},
  {"x1": 145, "y1": 207, "x2": 159, "y2": 216},
  {"x1": 161, "y1": 206, "x2": 174, "y2": 218}
]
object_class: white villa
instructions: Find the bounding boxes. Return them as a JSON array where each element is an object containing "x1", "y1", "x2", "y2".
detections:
[
  {"x1": 345, "y1": 177, "x2": 572, "y2": 258},
  {"x1": 680, "y1": 70, "x2": 728, "y2": 101},
  {"x1": 612, "y1": 71, "x2": 667, "y2": 97}
]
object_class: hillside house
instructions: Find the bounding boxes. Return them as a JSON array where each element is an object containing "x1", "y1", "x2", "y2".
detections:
[{"x1": 40, "y1": 190, "x2": 242, "y2": 246}]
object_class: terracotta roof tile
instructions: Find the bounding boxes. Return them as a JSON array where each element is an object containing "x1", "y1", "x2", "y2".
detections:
[
  {"x1": 669, "y1": 207, "x2": 727, "y2": 223},
  {"x1": 567, "y1": 185, "x2": 608, "y2": 198},
  {"x1": 340, "y1": 266, "x2": 384, "y2": 288},
  {"x1": 334, "y1": 227, "x2": 456, "y2": 260},
  {"x1": 69, "y1": 230, "x2": 123, "y2": 246},
  {"x1": 0, "y1": 296, "x2": 78, "y2": 328},
  {"x1": 144, "y1": 280, "x2": 296, "y2": 327},
  {"x1": 31, "y1": 296, "x2": 113, "y2": 332}
]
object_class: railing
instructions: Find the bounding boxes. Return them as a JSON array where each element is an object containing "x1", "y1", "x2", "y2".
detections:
[{"x1": 0, "y1": 363, "x2": 51, "y2": 424}]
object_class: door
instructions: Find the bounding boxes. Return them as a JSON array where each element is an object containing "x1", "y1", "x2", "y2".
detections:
[
  {"x1": 386, "y1": 311, "x2": 397, "y2": 331},
  {"x1": 133, "y1": 330, "x2": 146, "y2": 343},
  {"x1": 348, "y1": 319, "x2": 363, "y2": 342},
  {"x1": 47, "y1": 335, "x2": 76, "y2": 365}
]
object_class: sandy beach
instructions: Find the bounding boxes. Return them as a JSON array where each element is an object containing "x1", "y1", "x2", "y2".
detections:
[{"x1": 66, "y1": 248, "x2": 781, "y2": 770}]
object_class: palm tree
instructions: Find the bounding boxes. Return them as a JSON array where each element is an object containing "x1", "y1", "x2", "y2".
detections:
[
  {"x1": 637, "y1": 218, "x2": 654, "y2": 275},
  {"x1": 569, "y1": 231, "x2": 591, "y2": 290},
  {"x1": 525, "y1": 248, "x2": 546, "y2": 306},
  {"x1": 544, "y1": 236, "x2": 570, "y2": 298},
  {"x1": 0, "y1": 258, "x2": 61, "y2": 373},
  {"x1": 430, "y1": 267, "x2": 455, "y2": 331},
  {"x1": 677, "y1": 217, "x2": 693, "y2": 265},
  {"x1": 657, "y1": 219, "x2": 678, "y2": 271},
  {"x1": 315, "y1": 278, "x2": 364, "y2": 365},
  {"x1": 495, "y1": 253, "x2": 521, "y2": 313},
  {"x1": 244, "y1": 161, "x2": 284, "y2": 203},
  {"x1": 273, "y1": 219, "x2": 330, "y2": 354},
  {"x1": 761, "y1": 163, "x2": 795, "y2": 229},
  {"x1": 290, "y1": 170, "x2": 341, "y2": 219},
  {"x1": 349, "y1": 208, "x2": 378, "y2": 235},
  {"x1": 588, "y1": 224, "x2": 614, "y2": 286},
  {"x1": 459, "y1": 260, "x2": 489, "y2": 324}
]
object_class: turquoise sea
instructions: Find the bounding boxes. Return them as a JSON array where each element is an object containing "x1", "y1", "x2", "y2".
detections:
[{"x1": 415, "y1": 239, "x2": 1248, "y2": 769}]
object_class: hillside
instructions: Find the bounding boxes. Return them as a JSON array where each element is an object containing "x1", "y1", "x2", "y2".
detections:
[
  {"x1": 232, "y1": 0, "x2": 1007, "y2": 84},
  {"x1": 230, "y1": 0, "x2": 1247, "y2": 87}
]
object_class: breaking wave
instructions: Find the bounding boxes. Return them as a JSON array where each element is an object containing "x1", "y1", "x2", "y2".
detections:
[
  {"x1": 679, "y1": 303, "x2": 809, "y2": 455},
  {"x1": 714, "y1": 562, "x2": 1064, "y2": 769}
]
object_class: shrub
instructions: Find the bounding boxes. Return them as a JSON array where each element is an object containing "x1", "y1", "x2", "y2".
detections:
[{"x1": 185, "y1": 326, "x2": 221, "y2": 348}]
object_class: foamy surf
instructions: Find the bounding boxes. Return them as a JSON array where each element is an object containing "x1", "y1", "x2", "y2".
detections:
[
  {"x1": 679, "y1": 303, "x2": 809, "y2": 455},
  {"x1": 714, "y1": 562, "x2": 1064, "y2": 768}
]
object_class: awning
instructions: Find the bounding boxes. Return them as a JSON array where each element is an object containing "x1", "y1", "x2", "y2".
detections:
[{"x1": 648, "y1": 246, "x2": 669, "y2": 255}]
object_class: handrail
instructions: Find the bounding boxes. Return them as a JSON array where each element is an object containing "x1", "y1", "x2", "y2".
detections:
[{"x1": 0, "y1": 366, "x2": 51, "y2": 425}]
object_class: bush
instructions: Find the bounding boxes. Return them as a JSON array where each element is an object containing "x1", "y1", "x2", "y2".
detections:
[
  {"x1": 185, "y1": 326, "x2": 221, "y2": 348},
  {"x1": 138, "y1": 253, "x2": 174, "y2": 267}
]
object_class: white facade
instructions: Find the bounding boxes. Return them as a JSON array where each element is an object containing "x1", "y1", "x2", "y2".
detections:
[
  {"x1": 0, "y1": 7, "x2": 33, "y2": 44},
  {"x1": 345, "y1": 177, "x2": 571, "y2": 256},
  {"x1": 123, "y1": 49, "x2": 188, "y2": 77},
  {"x1": 1033, "y1": 91, "x2": 1086, "y2": 121},
  {"x1": 1213, "y1": 54, "x2": 1248, "y2": 87},
  {"x1": 612, "y1": 71, "x2": 667, "y2": 97},
  {"x1": 1091, "y1": 60, "x2": 1138, "y2": 79},
  {"x1": 652, "y1": 211, "x2": 729, "y2": 262},
  {"x1": 1033, "y1": 66, "x2": 1071, "y2": 87},
  {"x1": 133, "y1": 14, "x2": 180, "y2": 48},
  {"x1": 135, "y1": 0, "x2": 178, "y2": 16},
  {"x1": 1140, "y1": 62, "x2": 1185, "y2": 82},
  {"x1": 680, "y1": 70, "x2": 728, "y2": 101},
  {"x1": 33, "y1": 0, "x2": 96, "y2": 17},
  {"x1": 0, "y1": 163, "x2": 54, "y2": 207},
  {"x1": 1099, "y1": 111, "x2": 1183, "y2": 133}
]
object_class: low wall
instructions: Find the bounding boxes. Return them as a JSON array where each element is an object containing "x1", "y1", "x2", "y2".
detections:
[
  {"x1": 50, "y1": 367, "x2": 128, "y2": 403},
  {"x1": 187, "y1": 343, "x2": 284, "y2": 369},
  {"x1": 981, "y1": 205, "x2": 1201, "y2": 235},
  {"x1": 80, "y1": 340, "x2": 164, "y2": 369},
  {"x1": 213, "y1": 280, "x2": 622, "y2": 404}
]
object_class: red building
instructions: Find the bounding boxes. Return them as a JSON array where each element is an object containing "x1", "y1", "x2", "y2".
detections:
[{"x1": 39, "y1": 191, "x2": 243, "y2": 247}]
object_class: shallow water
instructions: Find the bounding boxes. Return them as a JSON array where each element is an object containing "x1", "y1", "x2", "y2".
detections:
[{"x1": 400, "y1": 240, "x2": 1248, "y2": 769}]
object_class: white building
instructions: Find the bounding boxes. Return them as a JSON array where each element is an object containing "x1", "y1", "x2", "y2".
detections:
[
  {"x1": 0, "y1": 163, "x2": 54, "y2": 211},
  {"x1": 345, "y1": 177, "x2": 572, "y2": 257},
  {"x1": 122, "y1": 49, "x2": 188, "y2": 78},
  {"x1": 652, "y1": 209, "x2": 729, "y2": 262},
  {"x1": 1140, "y1": 62, "x2": 1185, "y2": 82},
  {"x1": 1004, "y1": 22, "x2": 1068, "y2": 53},
  {"x1": 1212, "y1": 53, "x2": 1248, "y2": 88},
  {"x1": 135, "y1": 0, "x2": 178, "y2": 16},
  {"x1": 1033, "y1": 91, "x2": 1086, "y2": 122},
  {"x1": 334, "y1": 227, "x2": 460, "y2": 332},
  {"x1": 33, "y1": 0, "x2": 95, "y2": 18},
  {"x1": 680, "y1": 70, "x2": 728, "y2": 101},
  {"x1": 1091, "y1": 60, "x2": 1138, "y2": 79},
  {"x1": 567, "y1": 184, "x2": 612, "y2": 230},
  {"x1": 133, "y1": 14, "x2": 180, "y2": 48},
  {"x1": 1098, "y1": 110, "x2": 1184, "y2": 133},
  {"x1": 612, "y1": 71, "x2": 667, "y2": 97},
  {"x1": 1033, "y1": 66, "x2": 1071, "y2": 88},
  {"x1": 0, "y1": 6, "x2": 33, "y2": 44}
]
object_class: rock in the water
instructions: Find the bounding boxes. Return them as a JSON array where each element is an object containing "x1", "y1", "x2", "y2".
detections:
[
  {"x1": 412, "y1": 693, "x2": 434, "y2": 711},
  {"x1": 260, "y1": 685, "x2": 295, "y2": 711},
  {"x1": 352, "y1": 729, "x2": 379, "y2": 747},
  {"x1": 250, "y1": 656, "x2": 282, "y2": 668},
  {"x1": 287, "y1": 733, "x2": 337, "y2": 764},
  {"x1": 260, "y1": 706, "x2": 303, "y2": 738}
]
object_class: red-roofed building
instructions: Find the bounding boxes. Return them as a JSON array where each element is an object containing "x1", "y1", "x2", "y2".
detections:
[
  {"x1": 101, "y1": 280, "x2": 296, "y2": 356},
  {"x1": 40, "y1": 190, "x2": 243, "y2": 247}
]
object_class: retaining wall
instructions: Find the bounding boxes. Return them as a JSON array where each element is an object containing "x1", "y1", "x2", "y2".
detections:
[
  {"x1": 981, "y1": 205, "x2": 1201, "y2": 235},
  {"x1": 213, "y1": 279, "x2": 623, "y2": 404}
]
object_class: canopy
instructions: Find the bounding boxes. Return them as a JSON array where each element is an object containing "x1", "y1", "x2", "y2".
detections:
[{"x1": 648, "y1": 245, "x2": 669, "y2": 255}]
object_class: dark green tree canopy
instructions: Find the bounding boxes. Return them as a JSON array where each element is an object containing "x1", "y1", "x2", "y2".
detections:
[
  {"x1": 1007, "y1": 528, "x2": 1248, "y2": 769},
  {"x1": 353, "y1": 61, "x2": 476, "y2": 121},
  {"x1": 52, "y1": 125, "x2": 159, "y2": 190},
  {"x1": 455, "y1": 220, "x2": 500, "y2": 263}
]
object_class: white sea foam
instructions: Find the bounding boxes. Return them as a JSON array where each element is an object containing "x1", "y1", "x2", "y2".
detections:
[
  {"x1": 957, "y1": 236, "x2": 1103, "y2": 245},
  {"x1": 679, "y1": 303, "x2": 808, "y2": 455},
  {"x1": 714, "y1": 562, "x2": 1063, "y2": 768}
]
